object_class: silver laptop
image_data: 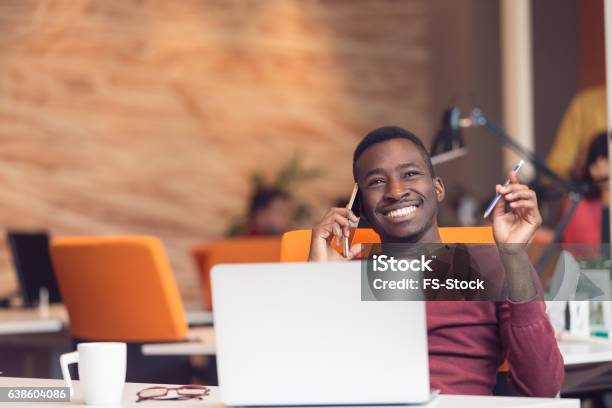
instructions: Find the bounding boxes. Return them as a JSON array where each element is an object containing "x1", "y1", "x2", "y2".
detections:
[{"x1": 211, "y1": 261, "x2": 430, "y2": 406}]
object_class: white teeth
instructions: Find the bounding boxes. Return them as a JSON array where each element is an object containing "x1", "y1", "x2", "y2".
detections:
[{"x1": 386, "y1": 206, "x2": 417, "y2": 218}]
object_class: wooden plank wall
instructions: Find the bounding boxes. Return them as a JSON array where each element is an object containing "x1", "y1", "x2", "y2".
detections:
[{"x1": 0, "y1": 0, "x2": 432, "y2": 303}]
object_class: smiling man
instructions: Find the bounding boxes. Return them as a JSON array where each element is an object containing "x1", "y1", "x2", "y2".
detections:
[{"x1": 309, "y1": 126, "x2": 564, "y2": 396}]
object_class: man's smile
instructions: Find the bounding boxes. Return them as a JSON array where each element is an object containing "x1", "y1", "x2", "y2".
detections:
[{"x1": 378, "y1": 201, "x2": 422, "y2": 223}]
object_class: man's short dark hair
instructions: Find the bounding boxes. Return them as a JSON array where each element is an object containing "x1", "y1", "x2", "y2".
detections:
[
  {"x1": 249, "y1": 187, "x2": 290, "y2": 216},
  {"x1": 352, "y1": 126, "x2": 434, "y2": 181}
]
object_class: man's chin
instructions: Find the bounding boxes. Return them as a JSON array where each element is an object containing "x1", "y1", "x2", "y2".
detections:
[{"x1": 374, "y1": 221, "x2": 426, "y2": 243}]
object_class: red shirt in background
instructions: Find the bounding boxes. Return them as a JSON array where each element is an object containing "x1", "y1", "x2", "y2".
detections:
[
  {"x1": 561, "y1": 197, "x2": 602, "y2": 260},
  {"x1": 562, "y1": 197, "x2": 602, "y2": 245}
]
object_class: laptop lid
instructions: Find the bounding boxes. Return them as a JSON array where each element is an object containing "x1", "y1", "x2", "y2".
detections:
[
  {"x1": 211, "y1": 261, "x2": 430, "y2": 406},
  {"x1": 7, "y1": 231, "x2": 62, "y2": 306}
]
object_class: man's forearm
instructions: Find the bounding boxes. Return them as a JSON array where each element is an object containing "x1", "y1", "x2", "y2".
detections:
[{"x1": 498, "y1": 246, "x2": 537, "y2": 302}]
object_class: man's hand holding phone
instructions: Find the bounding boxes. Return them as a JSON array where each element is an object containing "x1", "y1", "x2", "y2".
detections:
[{"x1": 308, "y1": 208, "x2": 362, "y2": 261}]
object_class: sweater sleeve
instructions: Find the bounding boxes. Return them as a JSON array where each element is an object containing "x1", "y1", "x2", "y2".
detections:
[{"x1": 498, "y1": 299, "x2": 565, "y2": 397}]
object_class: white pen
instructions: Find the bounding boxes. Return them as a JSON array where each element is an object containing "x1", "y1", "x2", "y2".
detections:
[
  {"x1": 483, "y1": 160, "x2": 524, "y2": 219},
  {"x1": 343, "y1": 183, "x2": 359, "y2": 257}
]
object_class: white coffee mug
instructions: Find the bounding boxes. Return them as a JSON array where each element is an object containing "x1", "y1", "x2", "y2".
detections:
[{"x1": 60, "y1": 342, "x2": 127, "y2": 405}]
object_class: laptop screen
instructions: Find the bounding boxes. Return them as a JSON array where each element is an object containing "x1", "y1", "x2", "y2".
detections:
[{"x1": 7, "y1": 231, "x2": 62, "y2": 306}]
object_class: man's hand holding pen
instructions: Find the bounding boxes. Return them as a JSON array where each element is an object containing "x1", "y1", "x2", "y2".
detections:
[
  {"x1": 491, "y1": 168, "x2": 541, "y2": 302},
  {"x1": 491, "y1": 168, "x2": 542, "y2": 247}
]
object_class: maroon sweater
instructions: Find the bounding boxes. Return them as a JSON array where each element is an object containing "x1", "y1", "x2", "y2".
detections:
[
  {"x1": 427, "y1": 301, "x2": 564, "y2": 396},
  {"x1": 425, "y1": 246, "x2": 564, "y2": 396}
]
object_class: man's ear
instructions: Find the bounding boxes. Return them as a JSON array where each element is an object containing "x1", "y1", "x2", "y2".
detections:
[{"x1": 433, "y1": 176, "x2": 445, "y2": 203}]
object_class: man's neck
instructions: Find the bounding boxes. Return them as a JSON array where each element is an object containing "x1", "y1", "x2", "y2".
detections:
[
  {"x1": 381, "y1": 225, "x2": 442, "y2": 244},
  {"x1": 379, "y1": 226, "x2": 443, "y2": 259}
]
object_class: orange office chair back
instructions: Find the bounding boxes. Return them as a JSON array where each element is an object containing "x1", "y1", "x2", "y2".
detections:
[
  {"x1": 280, "y1": 226, "x2": 494, "y2": 261},
  {"x1": 192, "y1": 237, "x2": 281, "y2": 310},
  {"x1": 50, "y1": 236, "x2": 188, "y2": 342},
  {"x1": 439, "y1": 226, "x2": 494, "y2": 243}
]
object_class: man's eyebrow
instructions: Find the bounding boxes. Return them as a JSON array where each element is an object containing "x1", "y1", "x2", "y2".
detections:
[
  {"x1": 395, "y1": 162, "x2": 419, "y2": 171},
  {"x1": 362, "y1": 162, "x2": 420, "y2": 179},
  {"x1": 363, "y1": 168, "x2": 385, "y2": 179}
]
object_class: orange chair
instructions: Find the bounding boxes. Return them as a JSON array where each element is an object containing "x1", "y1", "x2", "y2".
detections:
[
  {"x1": 50, "y1": 236, "x2": 187, "y2": 342},
  {"x1": 192, "y1": 237, "x2": 281, "y2": 310},
  {"x1": 280, "y1": 226, "x2": 494, "y2": 261}
]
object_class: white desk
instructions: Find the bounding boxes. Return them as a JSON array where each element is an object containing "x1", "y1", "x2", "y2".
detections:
[
  {"x1": 559, "y1": 338, "x2": 612, "y2": 365},
  {"x1": 184, "y1": 309, "x2": 214, "y2": 326},
  {"x1": 0, "y1": 305, "x2": 212, "y2": 336},
  {"x1": 142, "y1": 326, "x2": 216, "y2": 356},
  {"x1": 0, "y1": 305, "x2": 67, "y2": 335},
  {"x1": 0, "y1": 377, "x2": 578, "y2": 407}
]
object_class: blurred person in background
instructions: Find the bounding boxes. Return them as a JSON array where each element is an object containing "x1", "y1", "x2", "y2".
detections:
[
  {"x1": 546, "y1": 86, "x2": 606, "y2": 181},
  {"x1": 246, "y1": 187, "x2": 294, "y2": 236},
  {"x1": 562, "y1": 131, "x2": 609, "y2": 246}
]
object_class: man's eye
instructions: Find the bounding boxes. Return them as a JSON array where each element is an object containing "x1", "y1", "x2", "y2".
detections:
[
  {"x1": 367, "y1": 178, "x2": 385, "y2": 187},
  {"x1": 403, "y1": 171, "x2": 419, "y2": 178}
]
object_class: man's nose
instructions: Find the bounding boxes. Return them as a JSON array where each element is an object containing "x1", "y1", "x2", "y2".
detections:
[{"x1": 384, "y1": 179, "x2": 409, "y2": 201}]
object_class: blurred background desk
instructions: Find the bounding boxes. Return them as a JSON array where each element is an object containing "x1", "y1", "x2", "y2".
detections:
[
  {"x1": 0, "y1": 304, "x2": 212, "y2": 336},
  {"x1": 0, "y1": 305, "x2": 212, "y2": 380},
  {"x1": 183, "y1": 308, "x2": 214, "y2": 326},
  {"x1": 561, "y1": 338, "x2": 612, "y2": 403},
  {"x1": 0, "y1": 305, "x2": 66, "y2": 335},
  {"x1": 0, "y1": 305, "x2": 71, "y2": 379},
  {"x1": 560, "y1": 338, "x2": 612, "y2": 366},
  {"x1": 142, "y1": 327, "x2": 216, "y2": 356}
]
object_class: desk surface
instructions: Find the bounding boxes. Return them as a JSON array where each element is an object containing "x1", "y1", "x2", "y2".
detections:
[
  {"x1": 558, "y1": 338, "x2": 612, "y2": 365},
  {"x1": 142, "y1": 325, "x2": 216, "y2": 356},
  {"x1": 184, "y1": 309, "x2": 214, "y2": 326},
  {"x1": 0, "y1": 304, "x2": 67, "y2": 335},
  {"x1": 0, "y1": 377, "x2": 578, "y2": 407},
  {"x1": 0, "y1": 305, "x2": 212, "y2": 336}
]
